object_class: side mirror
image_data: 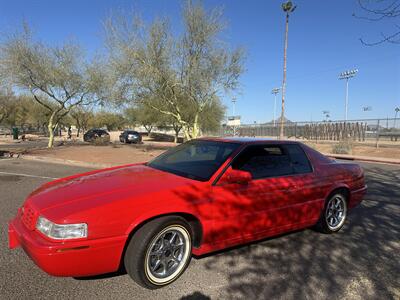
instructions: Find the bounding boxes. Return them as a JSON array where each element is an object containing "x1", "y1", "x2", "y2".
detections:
[{"x1": 218, "y1": 166, "x2": 252, "y2": 185}]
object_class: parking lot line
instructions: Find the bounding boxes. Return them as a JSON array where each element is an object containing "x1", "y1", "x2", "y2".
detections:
[{"x1": 0, "y1": 171, "x2": 58, "y2": 180}]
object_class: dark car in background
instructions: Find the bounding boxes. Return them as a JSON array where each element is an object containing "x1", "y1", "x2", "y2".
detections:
[
  {"x1": 83, "y1": 129, "x2": 110, "y2": 143},
  {"x1": 119, "y1": 130, "x2": 142, "y2": 144}
]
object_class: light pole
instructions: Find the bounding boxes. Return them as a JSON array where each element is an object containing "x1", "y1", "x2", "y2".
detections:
[
  {"x1": 231, "y1": 96, "x2": 237, "y2": 136},
  {"x1": 339, "y1": 69, "x2": 358, "y2": 121},
  {"x1": 395, "y1": 107, "x2": 400, "y2": 129},
  {"x1": 232, "y1": 96, "x2": 237, "y2": 116},
  {"x1": 362, "y1": 106, "x2": 372, "y2": 112},
  {"x1": 322, "y1": 110, "x2": 330, "y2": 122},
  {"x1": 271, "y1": 88, "x2": 280, "y2": 126},
  {"x1": 279, "y1": 1, "x2": 296, "y2": 139}
]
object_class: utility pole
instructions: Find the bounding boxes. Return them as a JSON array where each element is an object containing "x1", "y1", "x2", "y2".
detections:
[
  {"x1": 271, "y1": 88, "x2": 280, "y2": 126},
  {"x1": 339, "y1": 69, "x2": 358, "y2": 121},
  {"x1": 280, "y1": 1, "x2": 296, "y2": 139}
]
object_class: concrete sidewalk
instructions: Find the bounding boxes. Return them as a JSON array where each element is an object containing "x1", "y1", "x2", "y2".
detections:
[
  {"x1": 324, "y1": 153, "x2": 400, "y2": 165},
  {"x1": 20, "y1": 151, "x2": 400, "y2": 170}
]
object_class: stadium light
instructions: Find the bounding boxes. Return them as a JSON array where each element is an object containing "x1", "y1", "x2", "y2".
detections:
[
  {"x1": 271, "y1": 87, "x2": 281, "y2": 127},
  {"x1": 339, "y1": 68, "x2": 358, "y2": 121}
]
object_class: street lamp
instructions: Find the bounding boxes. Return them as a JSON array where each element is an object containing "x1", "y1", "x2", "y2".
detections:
[
  {"x1": 339, "y1": 68, "x2": 358, "y2": 121},
  {"x1": 271, "y1": 87, "x2": 280, "y2": 126},
  {"x1": 279, "y1": 1, "x2": 297, "y2": 139}
]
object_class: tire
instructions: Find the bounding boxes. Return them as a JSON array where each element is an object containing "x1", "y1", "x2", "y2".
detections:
[
  {"x1": 124, "y1": 216, "x2": 192, "y2": 289},
  {"x1": 315, "y1": 192, "x2": 348, "y2": 234}
]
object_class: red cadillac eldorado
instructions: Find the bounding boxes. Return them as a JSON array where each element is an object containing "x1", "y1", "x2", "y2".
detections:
[{"x1": 8, "y1": 138, "x2": 366, "y2": 289}]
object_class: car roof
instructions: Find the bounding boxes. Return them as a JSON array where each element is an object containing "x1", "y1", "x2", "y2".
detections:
[{"x1": 197, "y1": 137, "x2": 302, "y2": 145}]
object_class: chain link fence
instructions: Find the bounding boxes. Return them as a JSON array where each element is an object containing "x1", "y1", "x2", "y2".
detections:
[{"x1": 214, "y1": 118, "x2": 400, "y2": 147}]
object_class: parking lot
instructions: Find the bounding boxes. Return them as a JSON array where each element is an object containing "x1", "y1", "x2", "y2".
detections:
[{"x1": 0, "y1": 158, "x2": 399, "y2": 299}]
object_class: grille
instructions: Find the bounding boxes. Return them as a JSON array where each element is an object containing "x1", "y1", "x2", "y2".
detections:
[{"x1": 21, "y1": 204, "x2": 37, "y2": 230}]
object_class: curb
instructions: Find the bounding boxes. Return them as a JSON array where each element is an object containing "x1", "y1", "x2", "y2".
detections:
[
  {"x1": 21, "y1": 152, "x2": 400, "y2": 169},
  {"x1": 324, "y1": 153, "x2": 400, "y2": 165},
  {"x1": 21, "y1": 155, "x2": 114, "y2": 169}
]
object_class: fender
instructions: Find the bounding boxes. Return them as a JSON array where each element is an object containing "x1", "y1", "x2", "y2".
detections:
[
  {"x1": 124, "y1": 206, "x2": 205, "y2": 237},
  {"x1": 324, "y1": 182, "x2": 351, "y2": 201}
]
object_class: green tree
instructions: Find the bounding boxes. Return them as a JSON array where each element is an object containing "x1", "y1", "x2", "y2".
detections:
[
  {"x1": 125, "y1": 104, "x2": 159, "y2": 135},
  {"x1": 0, "y1": 25, "x2": 104, "y2": 147},
  {"x1": 105, "y1": 0, "x2": 244, "y2": 140},
  {"x1": 89, "y1": 111, "x2": 125, "y2": 131},
  {"x1": 70, "y1": 107, "x2": 94, "y2": 137}
]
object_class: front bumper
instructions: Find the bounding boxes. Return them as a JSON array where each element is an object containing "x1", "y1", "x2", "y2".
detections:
[{"x1": 8, "y1": 216, "x2": 127, "y2": 277}]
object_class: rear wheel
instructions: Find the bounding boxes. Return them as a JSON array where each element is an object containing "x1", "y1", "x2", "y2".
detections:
[
  {"x1": 124, "y1": 216, "x2": 192, "y2": 289},
  {"x1": 316, "y1": 192, "x2": 347, "y2": 233}
]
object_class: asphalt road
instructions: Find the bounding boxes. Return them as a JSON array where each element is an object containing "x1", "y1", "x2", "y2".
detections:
[{"x1": 0, "y1": 158, "x2": 399, "y2": 300}]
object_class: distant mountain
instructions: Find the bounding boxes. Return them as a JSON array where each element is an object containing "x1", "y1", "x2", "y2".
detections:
[{"x1": 261, "y1": 116, "x2": 293, "y2": 125}]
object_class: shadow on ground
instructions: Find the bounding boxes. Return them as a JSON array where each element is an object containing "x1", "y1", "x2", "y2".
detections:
[{"x1": 194, "y1": 165, "x2": 400, "y2": 299}]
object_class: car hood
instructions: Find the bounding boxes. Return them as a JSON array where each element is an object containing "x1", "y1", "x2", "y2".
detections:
[{"x1": 26, "y1": 164, "x2": 193, "y2": 212}]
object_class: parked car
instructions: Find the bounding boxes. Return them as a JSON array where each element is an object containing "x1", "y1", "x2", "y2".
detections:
[
  {"x1": 83, "y1": 129, "x2": 110, "y2": 143},
  {"x1": 8, "y1": 138, "x2": 366, "y2": 289},
  {"x1": 119, "y1": 130, "x2": 142, "y2": 144}
]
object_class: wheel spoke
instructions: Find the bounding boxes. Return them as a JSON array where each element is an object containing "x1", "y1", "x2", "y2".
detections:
[
  {"x1": 152, "y1": 259, "x2": 161, "y2": 272},
  {"x1": 169, "y1": 232, "x2": 177, "y2": 244}
]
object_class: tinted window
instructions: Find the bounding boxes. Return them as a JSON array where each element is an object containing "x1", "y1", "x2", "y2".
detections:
[
  {"x1": 283, "y1": 144, "x2": 312, "y2": 174},
  {"x1": 96, "y1": 130, "x2": 108, "y2": 135},
  {"x1": 232, "y1": 145, "x2": 294, "y2": 179},
  {"x1": 148, "y1": 140, "x2": 239, "y2": 181}
]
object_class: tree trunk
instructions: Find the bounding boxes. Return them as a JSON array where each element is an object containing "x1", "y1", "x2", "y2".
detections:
[
  {"x1": 144, "y1": 125, "x2": 153, "y2": 135},
  {"x1": 172, "y1": 123, "x2": 182, "y2": 143},
  {"x1": 182, "y1": 126, "x2": 191, "y2": 141},
  {"x1": 47, "y1": 112, "x2": 57, "y2": 148},
  {"x1": 77, "y1": 127, "x2": 81, "y2": 137},
  {"x1": 191, "y1": 113, "x2": 200, "y2": 139}
]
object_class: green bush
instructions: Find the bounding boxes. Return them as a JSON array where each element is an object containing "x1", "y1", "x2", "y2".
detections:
[{"x1": 332, "y1": 140, "x2": 353, "y2": 155}]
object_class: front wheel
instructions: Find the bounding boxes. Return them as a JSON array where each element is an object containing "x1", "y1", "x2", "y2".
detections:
[
  {"x1": 124, "y1": 216, "x2": 192, "y2": 289},
  {"x1": 316, "y1": 193, "x2": 348, "y2": 233}
]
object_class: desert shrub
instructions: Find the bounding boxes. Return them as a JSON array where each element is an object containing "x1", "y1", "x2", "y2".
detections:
[
  {"x1": 92, "y1": 136, "x2": 110, "y2": 146},
  {"x1": 332, "y1": 140, "x2": 353, "y2": 155}
]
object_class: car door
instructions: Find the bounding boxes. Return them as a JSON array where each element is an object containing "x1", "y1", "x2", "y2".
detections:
[
  {"x1": 211, "y1": 144, "x2": 317, "y2": 245},
  {"x1": 282, "y1": 144, "x2": 326, "y2": 224}
]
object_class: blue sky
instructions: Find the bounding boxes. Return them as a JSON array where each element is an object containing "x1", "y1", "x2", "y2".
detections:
[{"x1": 1, "y1": 0, "x2": 399, "y2": 123}]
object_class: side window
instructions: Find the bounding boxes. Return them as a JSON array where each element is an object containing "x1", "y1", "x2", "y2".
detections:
[
  {"x1": 232, "y1": 145, "x2": 295, "y2": 179},
  {"x1": 284, "y1": 144, "x2": 312, "y2": 174}
]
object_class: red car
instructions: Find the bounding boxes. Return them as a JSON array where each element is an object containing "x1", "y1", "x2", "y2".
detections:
[{"x1": 8, "y1": 138, "x2": 366, "y2": 289}]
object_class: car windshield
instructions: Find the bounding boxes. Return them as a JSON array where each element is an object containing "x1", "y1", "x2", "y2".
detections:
[{"x1": 147, "y1": 140, "x2": 240, "y2": 181}]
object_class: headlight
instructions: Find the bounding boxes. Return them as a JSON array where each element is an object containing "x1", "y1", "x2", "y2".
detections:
[{"x1": 36, "y1": 216, "x2": 87, "y2": 240}]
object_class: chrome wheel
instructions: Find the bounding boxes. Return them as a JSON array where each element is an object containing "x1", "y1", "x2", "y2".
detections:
[
  {"x1": 325, "y1": 195, "x2": 347, "y2": 230},
  {"x1": 145, "y1": 225, "x2": 191, "y2": 285}
]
